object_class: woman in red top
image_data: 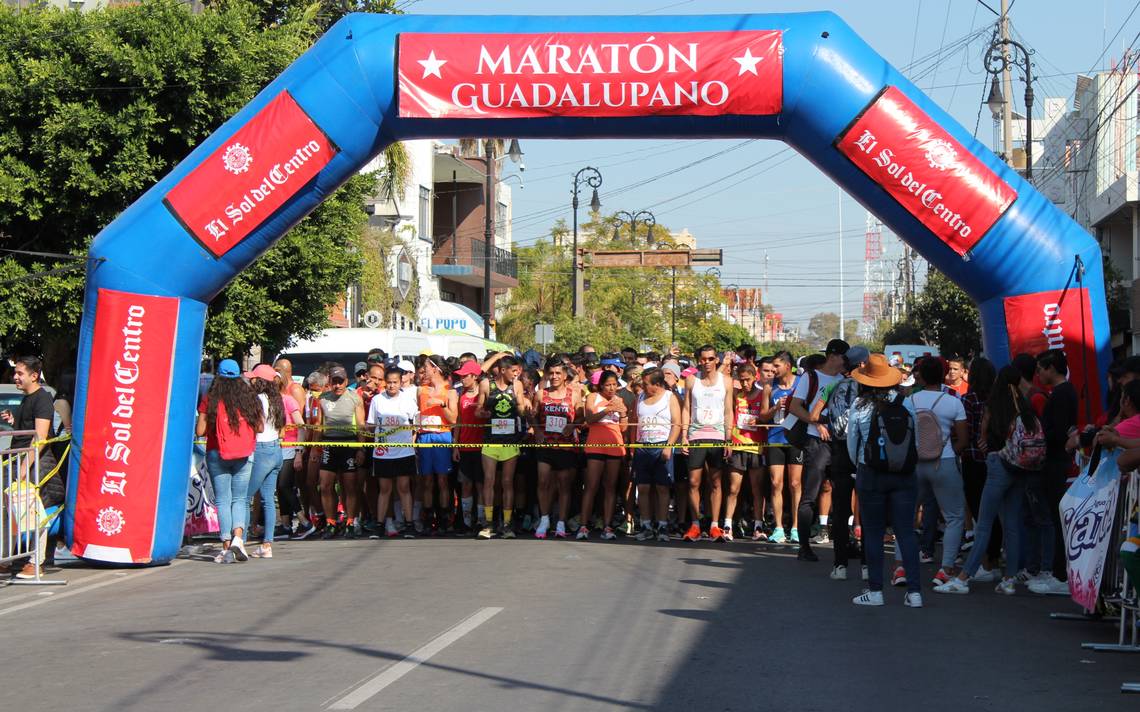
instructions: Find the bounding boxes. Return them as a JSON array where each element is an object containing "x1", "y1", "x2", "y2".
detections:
[
  {"x1": 418, "y1": 355, "x2": 458, "y2": 533},
  {"x1": 452, "y1": 359, "x2": 487, "y2": 533},
  {"x1": 195, "y1": 359, "x2": 262, "y2": 564},
  {"x1": 579, "y1": 371, "x2": 628, "y2": 540}
]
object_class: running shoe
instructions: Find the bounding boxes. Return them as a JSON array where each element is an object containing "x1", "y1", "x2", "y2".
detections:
[
  {"x1": 521, "y1": 514, "x2": 534, "y2": 532},
  {"x1": 960, "y1": 533, "x2": 975, "y2": 551},
  {"x1": 768, "y1": 527, "x2": 787, "y2": 544},
  {"x1": 919, "y1": 551, "x2": 934, "y2": 564},
  {"x1": 722, "y1": 527, "x2": 734, "y2": 543},
  {"x1": 1015, "y1": 568, "x2": 1035, "y2": 584},
  {"x1": 709, "y1": 524, "x2": 725, "y2": 542},
  {"x1": 852, "y1": 590, "x2": 884, "y2": 606},
  {"x1": 293, "y1": 522, "x2": 317, "y2": 541},
  {"x1": 995, "y1": 577, "x2": 1017, "y2": 596},
  {"x1": 230, "y1": 538, "x2": 249, "y2": 562},
  {"x1": 601, "y1": 527, "x2": 617, "y2": 541},
  {"x1": 555, "y1": 521, "x2": 568, "y2": 539},
  {"x1": 213, "y1": 550, "x2": 235, "y2": 565},
  {"x1": 386, "y1": 521, "x2": 399, "y2": 538},
  {"x1": 320, "y1": 526, "x2": 338, "y2": 541},
  {"x1": 931, "y1": 568, "x2": 953, "y2": 586},
  {"x1": 891, "y1": 566, "x2": 907, "y2": 587},
  {"x1": 576, "y1": 526, "x2": 590, "y2": 541},
  {"x1": 789, "y1": 528, "x2": 800, "y2": 545},
  {"x1": 904, "y1": 592, "x2": 923, "y2": 608},
  {"x1": 344, "y1": 526, "x2": 358, "y2": 540},
  {"x1": 1028, "y1": 573, "x2": 1070, "y2": 596},
  {"x1": 682, "y1": 523, "x2": 702, "y2": 542},
  {"x1": 811, "y1": 530, "x2": 830, "y2": 545},
  {"x1": 933, "y1": 577, "x2": 970, "y2": 594},
  {"x1": 751, "y1": 526, "x2": 768, "y2": 542},
  {"x1": 635, "y1": 525, "x2": 656, "y2": 542},
  {"x1": 402, "y1": 523, "x2": 417, "y2": 539},
  {"x1": 971, "y1": 566, "x2": 998, "y2": 583},
  {"x1": 273, "y1": 525, "x2": 291, "y2": 540},
  {"x1": 500, "y1": 527, "x2": 517, "y2": 540},
  {"x1": 657, "y1": 528, "x2": 670, "y2": 542},
  {"x1": 535, "y1": 519, "x2": 550, "y2": 540},
  {"x1": 476, "y1": 525, "x2": 494, "y2": 540},
  {"x1": 250, "y1": 544, "x2": 273, "y2": 559},
  {"x1": 830, "y1": 565, "x2": 848, "y2": 580},
  {"x1": 796, "y1": 548, "x2": 819, "y2": 562}
]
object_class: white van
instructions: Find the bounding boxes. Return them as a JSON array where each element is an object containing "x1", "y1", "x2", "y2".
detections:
[
  {"x1": 276, "y1": 328, "x2": 496, "y2": 379},
  {"x1": 276, "y1": 328, "x2": 433, "y2": 379}
]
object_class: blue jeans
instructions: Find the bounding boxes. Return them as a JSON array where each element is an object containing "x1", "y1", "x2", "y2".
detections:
[
  {"x1": 918, "y1": 457, "x2": 966, "y2": 569},
  {"x1": 962, "y1": 453, "x2": 1024, "y2": 579},
  {"x1": 249, "y1": 440, "x2": 283, "y2": 543},
  {"x1": 206, "y1": 449, "x2": 253, "y2": 541},
  {"x1": 857, "y1": 464, "x2": 921, "y2": 594}
]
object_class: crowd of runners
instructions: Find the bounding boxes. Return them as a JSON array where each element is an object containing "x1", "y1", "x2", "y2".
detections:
[{"x1": 196, "y1": 338, "x2": 1120, "y2": 608}]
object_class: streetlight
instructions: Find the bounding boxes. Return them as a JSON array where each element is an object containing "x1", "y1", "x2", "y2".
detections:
[
  {"x1": 613, "y1": 209, "x2": 656, "y2": 244},
  {"x1": 984, "y1": 36, "x2": 1035, "y2": 182},
  {"x1": 483, "y1": 138, "x2": 523, "y2": 338},
  {"x1": 571, "y1": 166, "x2": 602, "y2": 318}
]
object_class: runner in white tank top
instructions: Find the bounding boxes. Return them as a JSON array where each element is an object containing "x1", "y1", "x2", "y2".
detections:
[{"x1": 681, "y1": 347, "x2": 734, "y2": 542}]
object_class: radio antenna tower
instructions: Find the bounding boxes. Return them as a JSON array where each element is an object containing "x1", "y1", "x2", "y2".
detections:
[{"x1": 860, "y1": 212, "x2": 884, "y2": 339}]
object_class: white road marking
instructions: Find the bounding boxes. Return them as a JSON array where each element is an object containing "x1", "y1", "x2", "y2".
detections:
[
  {"x1": 0, "y1": 560, "x2": 185, "y2": 618},
  {"x1": 326, "y1": 606, "x2": 503, "y2": 710}
]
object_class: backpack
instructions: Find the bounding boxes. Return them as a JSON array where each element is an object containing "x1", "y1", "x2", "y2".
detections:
[
  {"x1": 913, "y1": 391, "x2": 949, "y2": 461},
  {"x1": 215, "y1": 401, "x2": 255, "y2": 460},
  {"x1": 1000, "y1": 396, "x2": 1046, "y2": 471},
  {"x1": 865, "y1": 396, "x2": 918, "y2": 475},
  {"x1": 783, "y1": 371, "x2": 818, "y2": 449},
  {"x1": 827, "y1": 378, "x2": 859, "y2": 441}
]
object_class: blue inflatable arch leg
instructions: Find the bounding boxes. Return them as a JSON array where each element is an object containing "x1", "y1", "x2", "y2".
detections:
[{"x1": 66, "y1": 11, "x2": 1108, "y2": 564}]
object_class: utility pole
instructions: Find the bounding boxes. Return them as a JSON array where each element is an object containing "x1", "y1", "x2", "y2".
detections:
[
  {"x1": 482, "y1": 142, "x2": 495, "y2": 339},
  {"x1": 1000, "y1": 0, "x2": 1013, "y2": 163},
  {"x1": 838, "y1": 189, "x2": 845, "y2": 341}
]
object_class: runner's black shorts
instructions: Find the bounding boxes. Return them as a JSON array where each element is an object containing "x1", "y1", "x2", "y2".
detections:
[
  {"x1": 320, "y1": 444, "x2": 359, "y2": 474},
  {"x1": 729, "y1": 449, "x2": 764, "y2": 472},
  {"x1": 536, "y1": 448, "x2": 578, "y2": 471},
  {"x1": 686, "y1": 440, "x2": 725, "y2": 470},
  {"x1": 457, "y1": 450, "x2": 484, "y2": 484},
  {"x1": 372, "y1": 455, "x2": 417, "y2": 479},
  {"x1": 766, "y1": 444, "x2": 804, "y2": 467}
]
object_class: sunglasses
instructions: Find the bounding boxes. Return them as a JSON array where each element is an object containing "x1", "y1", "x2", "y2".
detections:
[{"x1": 700, "y1": 357, "x2": 718, "y2": 363}]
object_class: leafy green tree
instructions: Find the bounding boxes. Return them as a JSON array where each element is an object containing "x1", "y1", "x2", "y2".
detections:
[
  {"x1": 0, "y1": 0, "x2": 397, "y2": 377},
  {"x1": 908, "y1": 269, "x2": 982, "y2": 358},
  {"x1": 499, "y1": 214, "x2": 749, "y2": 354}
]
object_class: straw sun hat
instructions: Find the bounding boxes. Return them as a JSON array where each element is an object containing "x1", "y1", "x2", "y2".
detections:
[{"x1": 851, "y1": 354, "x2": 904, "y2": 388}]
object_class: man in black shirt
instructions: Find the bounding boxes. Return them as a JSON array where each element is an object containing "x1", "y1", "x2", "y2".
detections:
[
  {"x1": 1028, "y1": 349, "x2": 1078, "y2": 595},
  {"x1": 2, "y1": 356, "x2": 60, "y2": 579}
]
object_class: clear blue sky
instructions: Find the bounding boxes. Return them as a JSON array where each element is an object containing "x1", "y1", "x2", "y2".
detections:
[{"x1": 404, "y1": 0, "x2": 1136, "y2": 331}]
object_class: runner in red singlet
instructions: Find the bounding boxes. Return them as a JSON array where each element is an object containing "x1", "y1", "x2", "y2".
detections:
[{"x1": 533, "y1": 360, "x2": 581, "y2": 539}]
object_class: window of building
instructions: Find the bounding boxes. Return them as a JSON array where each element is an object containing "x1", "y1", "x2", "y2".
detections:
[
  {"x1": 418, "y1": 185, "x2": 431, "y2": 242},
  {"x1": 441, "y1": 289, "x2": 456, "y2": 302}
]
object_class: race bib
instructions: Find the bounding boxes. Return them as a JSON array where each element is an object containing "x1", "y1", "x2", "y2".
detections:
[
  {"x1": 698, "y1": 407, "x2": 718, "y2": 424},
  {"x1": 545, "y1": 415, "x2": 568, "y2": 433},
  {"x1": 381, "y1": 416, "x2": 402, "y2": 427},
  {"x1": 736, "y1": 413, "x2": 759, "y2": 431},
  {"x1": 420, "y1": 415, "x2": 443, "y2": 427},
  {"x1": 491, "y1": 418, "x2": 516, "y2": 435},
  {"x1": 373, "y1": 445, "x2": 388, "y2": 458}
]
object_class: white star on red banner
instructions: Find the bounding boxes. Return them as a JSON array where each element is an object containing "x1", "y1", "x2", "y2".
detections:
[
  {"x1": 418, "y1": 50, "x2": 447, "y2": 79},
  {"x1": 733, "y1": 48, "x2": 764, "y2": 76}
]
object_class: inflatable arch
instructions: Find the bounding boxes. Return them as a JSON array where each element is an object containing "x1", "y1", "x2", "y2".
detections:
[{"x1": 65, "y1": 11, "x2": 1109, "y2": 564}]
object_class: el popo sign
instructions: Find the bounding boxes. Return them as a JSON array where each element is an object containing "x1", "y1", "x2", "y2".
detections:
[{"x1": 397, "y1": 31, "x2": 782, "y2": 119}]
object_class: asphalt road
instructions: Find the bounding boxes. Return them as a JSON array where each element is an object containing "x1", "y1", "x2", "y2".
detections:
[{"x1": 2, "y1": 535, "x2": 1138, "y2": 711}]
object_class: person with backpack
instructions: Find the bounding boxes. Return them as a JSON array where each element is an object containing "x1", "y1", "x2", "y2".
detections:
[
  {"x1": 846, "y1": 354, "x2": 922, "y2": 607},
  {"x1": 934, "y1": 365, "x2": 1042, "y2": 595},
  {"x1": 195, "y1": 359, "x2": 262, "y2": 564},
  {"x1": 821, "y1": 346, "x2": 870, "y2": 581},
  {"x1": 903, "y1": 357, "x2": 969, "y2": 588}
]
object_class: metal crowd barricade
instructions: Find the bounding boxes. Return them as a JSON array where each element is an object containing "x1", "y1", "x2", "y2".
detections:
[
  {"x1": 1, "y1": 430, "x2": 66, "y2": 587},
  {"x1": 1081, "y1": 470, "x2": 1140, "y2": 657}
]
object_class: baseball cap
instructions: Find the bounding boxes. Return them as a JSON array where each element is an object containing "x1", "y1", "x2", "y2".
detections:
[
  {"x1": 844, "y1": 346, "x2": 870, "y2": 369},
  {"x1": 661, "y1": 362, "x2": 681, "y2": 379},
  {"x1": 328, "y1": 365, "x2": 348, "y2": 381},
  {"x1": 397, "y1": 359, "x2": 415, "y2": 373},
  {"x1": 681, "y1": 366, "x2": 698, "y2": 378},
  {"x1": 366, "y1": 352, "x2": 387, "y2": 364},
  {"x1": 244, "y1": 364, "x2": 278, "y2": 382},
  {"x1": 455, "y1": 360, "x2": 483, "y2": 377},
  {"x1": 825, "y1": 339, "x2": 851, "y2": 355},
  {"x1": 217, "y1": 359, "x2": 241, "y2": 379},
  {"x1": 601, "y1": 357, "x2": 625, "y2": 367},
  {"x1": 354, "y1": 361, "x2": 369, "y2": 375}
]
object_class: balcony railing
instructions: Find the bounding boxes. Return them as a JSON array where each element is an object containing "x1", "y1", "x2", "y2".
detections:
[{"x1": 434, "y1": 233, "x2": 517, "y2": 280}]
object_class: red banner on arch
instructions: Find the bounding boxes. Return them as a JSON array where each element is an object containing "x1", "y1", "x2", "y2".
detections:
[
  {"x1": 836, "y1": 86, "x2": 1017, "y2": 257},
  {"x1": 397, "y1": 31, "x2": 782, "y2": 119}
]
